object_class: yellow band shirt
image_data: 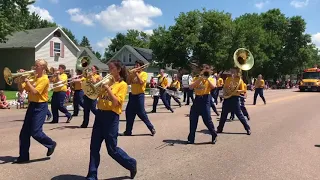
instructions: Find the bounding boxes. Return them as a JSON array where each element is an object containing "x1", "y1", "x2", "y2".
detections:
[
  {"x1": 217, "y1": 78, "x2": 224, "y2": 87},
  {"x1": 97, "y1": 81, "x2": 128, "y2": 115},
  {"x1": 52, "y1": 73, "x2": 68, "y2": 92},
  {"x1": 22, "y1": 75, "x2": 49, "y2": 102},
  {"x1": 74, "y1": 77, "x2": 86, "y2": 90},
  {"x1": 157, "y1": 75, "x2": 168, "y2": 88},
  {"x1": 170, "y1": 80, "x2": 181, "y2": 90},
  {"x1": 255, "y1": 79, "x2": 265, "y2": 88},
  {"x1": 223, "y1": 77, "x2": 245, "y2": 98},
  {"x1": 193, "y1": 77, "x2": 214, "y2": 96},
  {"x1": 130, "y1": 71, "x2": 147, "y2": 94}
]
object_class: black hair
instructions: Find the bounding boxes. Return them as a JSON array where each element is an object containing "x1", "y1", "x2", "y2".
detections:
[
  {"x1": 108, "y1": 59, "x2": 127, "y2": 82},
  {"x1": 59, "y1": 64, "x2": 66, "y2": 70},
  {"x1": 93, "y1": 65, "x2": 99, "y2": 71},
  {"x1": 135, "y1": 60, "x2": 144, "y2": 66}
]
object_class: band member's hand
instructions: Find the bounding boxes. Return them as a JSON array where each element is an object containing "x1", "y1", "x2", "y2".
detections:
[
  {"x1": 18, "y1": 69, "x2": 25, "y2": 73},
  {"x1": 103, "y1": 84, "x2": 109, "y2": 89},
  {"x1": 135, "y1": 71, "x2": 139, "y2": 76}
]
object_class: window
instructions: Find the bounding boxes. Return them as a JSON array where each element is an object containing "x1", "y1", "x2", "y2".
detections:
[
  {"x1": 54, "y1": 42, "x2": 61, "y2": 53},
  {"x1": 122, "y1": 54, "x2": 126, "y2": 62},
  {"x1": 128, "y1": 54, "x2": 132, "y2": 62}
]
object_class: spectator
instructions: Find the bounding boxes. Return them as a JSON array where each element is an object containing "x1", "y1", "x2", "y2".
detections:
[
  {"x1": 0, "y1": 90, "x2": 10, "y2": 109},
  {"x1": 16, "y1": 89, "x2": 27, "y2": 109}
]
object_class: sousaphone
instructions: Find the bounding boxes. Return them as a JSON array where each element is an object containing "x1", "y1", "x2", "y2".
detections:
[{"x1": 233, "y1": 48, "x2": 254, "y2": 71}]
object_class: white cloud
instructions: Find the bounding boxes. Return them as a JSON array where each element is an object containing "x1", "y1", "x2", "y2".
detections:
[
  {"x1": 255, "y1": 1, "x2": 270, "y2": 9},
  {"x1": 67, "y1": 0, "x2": 162, "y2": 31},
  {"x1": 312, "y1": 33, "x2": 320, "y2": 49},
  {"x1": 143, "y1": 29, "x2": 154, "y2": 35},
  {"x1": 66, "y1": 8, "x2": 95, "y2": 26},
  {"x1": 49, "y1": 0, "x2": 58, "y2": 4},
  {"x1": 290, "y1": 0, "x2": 309, "y2": 8},
  {"x1": 28, "y1": 5, "x2": 54, "y2": 22},
  {"x1": 95, "y1": 37, "x2": 112, "y2": 53}
]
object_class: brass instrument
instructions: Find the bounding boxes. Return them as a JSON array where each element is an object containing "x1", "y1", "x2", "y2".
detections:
[
  {"x1": 3, "y1": 67, "x2": 35, "y2": 85},
  {"x1": 49, "y1": 75, "x2": 82, "y2": 91},
  {"x1": 76, "y1": 56, "x2": 91, "y2": 71},
  {"x1": 82, "y1": 74, "x2": 115, "y2": 100},
  {"x1": 128, "y1": 63, "x2": 149, "y2": 74},
  {"x1": 223, "y1": 48, "x2": 254, "y2": 98}
]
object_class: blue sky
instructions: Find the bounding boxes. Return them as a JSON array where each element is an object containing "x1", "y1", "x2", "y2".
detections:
[{"x1": 29, "y1": 0, "x2": 320, "y2": 53}]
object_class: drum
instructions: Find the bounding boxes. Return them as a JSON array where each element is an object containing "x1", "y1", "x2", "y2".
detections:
[
  {"x1": 150, "y1": 88, "x2": 160, "y2": 96},
  {"x1": 166, "y1": 89, "x2": 175, "y2": 96}
]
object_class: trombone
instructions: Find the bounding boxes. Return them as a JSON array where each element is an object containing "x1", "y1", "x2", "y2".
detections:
[
  {"x1": 49, "y1": 75, "x2": 83, "y2": 91},
  {"x1": 127, "y1": 63, "x2": 150, "y2": 75},
  {"x1": 82, "y1": 74, "x2": 115, "y2": 100},
  {"x1": 3, "y1": 67, "x2": 35, "y2": 85}
]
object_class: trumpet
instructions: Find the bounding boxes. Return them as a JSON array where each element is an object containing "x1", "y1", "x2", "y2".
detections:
[
  {"x1": 3, "y1": 67, "x2": 35, "y2": 85},
  {"x1": 49, "y1": 75, "x2": 83, "y2": 91},
  {"x1": 82, "y1": 74, "x2": 115, "y2": 100},
  {"x1": 127, "y1": 63, "x2": 149, "y2": 74}
]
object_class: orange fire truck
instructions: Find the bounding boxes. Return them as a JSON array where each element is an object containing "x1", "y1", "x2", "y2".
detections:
[{"x1": 299, "y1": 67, "x2": 320, "y2": 91}]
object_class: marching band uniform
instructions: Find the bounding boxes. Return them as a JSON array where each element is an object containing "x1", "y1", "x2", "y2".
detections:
[
  {"x1": 122, "y1": 68, "x2": 156, "y2": 136},
  {"x1": 151, "y1": 74, "x2": 174, "y2": 113},
  {"x1": 16, "y1": 68, "x2": 56, "y2": 163},
  {"x1": 80, "y1": 72, "x2": 101, "y2": 128},
  {"x1": 217, "y1": 73, "x2": 251, "y2": 135},
  {"x1": 209, "y1": 75, "x2": 220, "y2": 116},
  {"x1": 215, "y1": 76, "x2": 224, "y2": 104},
  {"x1": 188, "y1": 75, "x2": 217, "y2": 144},
  {"x1": 229, "y1": 83, "x2": 250, "y2": 121},
  {"x1": 50, "y1": 68, "x2": 72, "y2": 123},
  {"x1": 167, "y1": 79, "x2": 182, "y2": 107},
  {"x1": 72, "y1": 76, "x2": 85, "y2": 116},
  {"x1": 253, "y1": 76, "x2": 266, "y2": 105},
  {"x1": 45, "y1": 73, "x2": 52, "y2": 121},
  {"x1": 86, "y1": 79, "x2": 137, "y2": 180},
  {"x1": 182, "y1": 74, "x2": 194, "y2": 105}
]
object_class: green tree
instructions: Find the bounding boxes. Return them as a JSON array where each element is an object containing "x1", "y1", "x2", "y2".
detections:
[
  {"x1": 95, "y1": 51, "x2": 102, "y2": 59},
  {"x1": 62, "y1": 27, "x2": 78, "y2": 45},
  {"x1": 80, "y1": 36, "x2": 91, "y2": 49}
]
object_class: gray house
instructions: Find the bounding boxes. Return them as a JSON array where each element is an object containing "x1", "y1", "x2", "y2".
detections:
[
  {"x1": 109, "y1": 45, "x2": 176, "y2": 82},
  {"x1": 78, "y1": 46, "x2": 109, "y2": 77}
]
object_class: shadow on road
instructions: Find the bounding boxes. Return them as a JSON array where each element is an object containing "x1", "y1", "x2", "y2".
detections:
[
  {"x1": 10, "y1": 119, "x2": 24, "y2": 122},
  {"x1": 51, "y1": 174, "x2": 86, "y2": 180},
  {"x1": 49, "y1": 126, "x2": 92, "y2": 131},
  {"x1": 198, "y1": 129, "x2": 246, "y2": 135},
  {"x1": 314, "y1": 145, "x2": 320, "y2": 148},
  {"x1": 0, "y1": 156, "x2": 50, "y2": 164}
]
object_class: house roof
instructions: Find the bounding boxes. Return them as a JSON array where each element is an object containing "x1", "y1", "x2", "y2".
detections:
[
  {"x1": 78, "y1": 46, "x2": 109, "y2": 71},
  {"x1": 109, "y1": 45, "x2": 152, "y2": 65},
  {"x1": 0, "y1": 27, "x2": 80, "y2": 51}
]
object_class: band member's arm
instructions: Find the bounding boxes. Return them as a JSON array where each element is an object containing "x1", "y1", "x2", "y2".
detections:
[
  {"x1": 23, "y1": 78, "x2": 48, "y2": 95},
  {"x1": 207, "y1": 78, "x2": 216, "y2": 90},
  {"x1": 189, "y1": 78, "x2": 203, "y2": 89},
  {"x1": 103, "y1": 83, "x2": 127, "y2": 106},
  {"x1": 176, "y1": 81, "x2": 181, "y2": 90},
  {"x1": 237, "y1": 80, "x2": 245, "y2": 93},
  {"x1": 261, "y1": 80, "x2": 265, "y2": 88},
  {"x1": 135, "y1": 72, "x2": 146, "y2": 85},
  {"x1": 163, "y1": 77, "x2": 169, "y2": 88},
  {"x1": 60, "y1": 74, "x2": 68, "y2": 84}
]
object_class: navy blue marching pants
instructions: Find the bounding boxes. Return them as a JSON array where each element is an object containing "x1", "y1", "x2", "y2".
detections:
[
  {"x1": 253, "y1": 88, "x2": 266, "y2": 105},
  {"x1": 73, "y1": 90, "x2": 84, "y2": 116},
  {"x1": 217, "y1": 96, "x2": 250, "y2": 132},
  {"x1": 152, "y1": 89, "x2": 173, "y2": 112},
  {"x1": 230, "y1": 96, "x2": 249, "y2": 119},
  {"x1": 81, "y1": 95, "x2": 97, "y2": 128},
  {"x1": 188, "y1": 95, "x2": 217, "y2": 142},
  {"x1": 51, "y1": 91, "x2": 71, "y2": 123},
  {"x1": 186, "y1": 88, "x2": 194, "y2": 105},
  {"x1": 209, "y1": 91, "x2": 219, "y2": 115},
  {"x1": 46, "y1": 109, "x2": 52, "y2": 117},
  {"x1": 19, "y1": 102, "x2": 55, "y2": 160},
  {"x1": 87, "y1": 110, "x2": 137, "y2": 180},
  {"x1": 125, "y1": 93, "x2": 154, "y2": 134},
  {"x1": 167, "y1": 93, "x2": 181, "y2": 106}
]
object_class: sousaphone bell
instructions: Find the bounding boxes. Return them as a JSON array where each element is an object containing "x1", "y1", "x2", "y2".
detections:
[{"x1": 233, "y1": 48, "x2": 254, "y2": 71}]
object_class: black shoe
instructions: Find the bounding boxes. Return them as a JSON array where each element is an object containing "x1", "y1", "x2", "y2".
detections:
[
  {"x1": 212, "y1": 135, "x2": 217, "y2": 144},
  {"x1": 49, "y1": 121, "x2": 58, "y2": 124},
  {"x1": 216, "y1": 129, "x2": 222, "y2": 133},
  {"x1": 246, "y1": 129, "x2": 251, "y2": 135},
  {"x1": 66, "y1": 116, "x2": 73, "y2": 123},
  {"x1": 170, "y1": 109, "x2": 174, "y2": 113},
  {"x1": 179, "y1": 103, "x2": 182, "y2": 107},
  {"x1": 47, "y1": 115, "x2": 52, "y2": 121},
  {"x1": 13, "y1": 157, "x2": 29, "y2": 164},
  {"x1": 151, "y1": 129, "x2": 156, "y2": 136},
  {"x1": 187, "y1": 140, "x2": 194, "y2": 144},
  {"x1": 47, "y1": 141, "x2": 57, "y2": 157},
  {"x1": 130, "y1": 166, "x2": 137, "y2": 179},
  {"x1": 72, "y1": 114, "x2": 78, "y2": 117},
  {"x1": 150, "y1": 110, "x2": 156, "y2": 113},
  {"x1": 246, "y1": 115, "x2": 250, "y2": 121},
  {"x1": 119, "y1": 132, "x2": 132, "y2": 136}
]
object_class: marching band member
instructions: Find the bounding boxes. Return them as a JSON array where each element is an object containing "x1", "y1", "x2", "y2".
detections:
[
  {"x1": 72, "y1": 70, "x2": 84, "y2": 117},
  {"x1": 217, "y1": 67, "x2": 251, "y2": 135},
  {"x1": 182, "y1": 73, "x2": 194, "y2": 105},
  {"x1": 151, "y1": 69, "x2": 174, "y2": 113},
  {"x1": 15, "y1": 59, "x2": 57, "y2": 163},
  {"x1": 86, "y1": 60, "x2": 137, "y2": 180},
  {"x1": 209, "y1": 72, "x2": 220, "y2": 116},
  {"x1": 49, "y1": 64, "x2": 72, "y2": 123},
  {"x1": 187, "y1": 64, "x2": 217, "y2": 144},
  {"x1": 215, "y1": 74, "x2": 224, "y2": 104},
  {"x1": 229, "y1": 80, "x2": 250, "y2": 121},
  {"x1": 253, "y1": 74, "x2": 266, "y2": 105},
  {"x1": 121, "y1": 60, "x2": 156, "y2": 136},
  {"x1": 80, "y1": 65, "x2": 101, "y2": 128},
  {"x1": 167, "y1": 74, "x2": 182, "y2": 107}
]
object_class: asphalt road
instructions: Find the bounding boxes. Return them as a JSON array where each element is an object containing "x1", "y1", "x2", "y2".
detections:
[{"x1": 1, "y1": 89, "x2": 320, "y2": 180}]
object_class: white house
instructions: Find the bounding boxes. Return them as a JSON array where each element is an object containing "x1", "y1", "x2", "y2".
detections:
[{"x1": 0, "y1": 27, "x2": 108, "y2": 90}]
